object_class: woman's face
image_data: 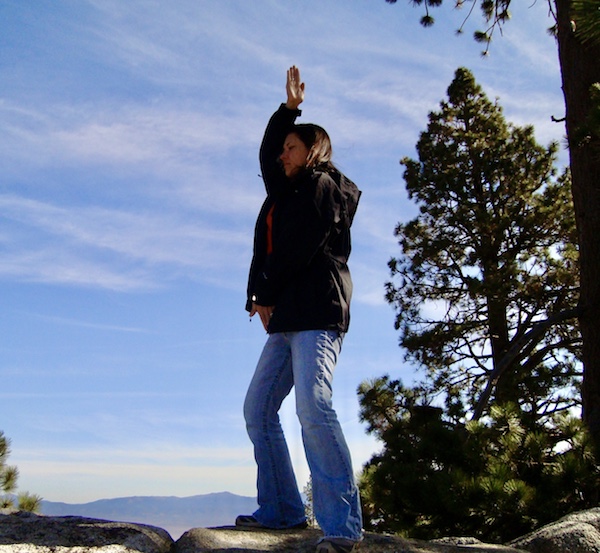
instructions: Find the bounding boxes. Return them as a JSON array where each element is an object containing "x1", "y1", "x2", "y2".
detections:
[{"x1": 280, "y1": 133, "x2": 309, "y2": 178}]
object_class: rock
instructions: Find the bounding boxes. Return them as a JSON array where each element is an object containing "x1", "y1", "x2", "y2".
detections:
[
  {"x1": 4, "y1": 508, "x2": 600, "y2": 552},
  {"x1": 509, "y1": 508, "x2": 600, "y2": 553},
  {"x1": 176, "y1": 526, "x2": 322, "y2": 552},
  {"x1": 0, "y1": 511, "x2": 173, "y2": 553},
  {"x1": 176, "y1": 526, "x2": 526, "y2": 553},
  {"x1": 431, "y1": 536, "x2": 485, "y2": 545}
]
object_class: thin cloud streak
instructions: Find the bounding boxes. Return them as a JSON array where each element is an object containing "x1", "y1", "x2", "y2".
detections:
[
  {"x1": 0, "y1": 194, "x2": 251, "y2": 289},
  {"x1": 23, "y1": 313, "x2": 150, "y2": 333},
  {"x1": 17, "y1": 443, "x2": 254, "y2": 464},
  {"x1": 2, "y1": 101, "x2": 261, "y2": 169},
  {"x1": 0, "y1": 250, "x2": 157, "y2": 291}
]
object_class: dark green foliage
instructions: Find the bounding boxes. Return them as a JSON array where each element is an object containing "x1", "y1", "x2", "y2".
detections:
[
  {"x1": 574, "y1": 82, "x2": 600, "y2": 153},
  {"x1": 0, "y1": 431, "x2": 18, "y2": 505},
  {"x1": 387, "y1": 0, "x2": 512, "y2": 54},
  {"x1": 358, "y1": 377, "x2": 600, "y2": 542},
  {"x1": 386, "y1": 67, "x2": 580, "y2": 420},
  {"x1": 376, "y1": 2, "x2": 600, "y2": 531},
  {"x1": 572, "y1": 0, "x2": 600, "y2": 45},
  {"x1": 358, "y1": 68, "x2": 591, "y2": 542},
  {"x1": 0, "y1": 430, "x2": 42, "y2": 512},
  {"x1": 303, "y1": 478, "x2": 317, "y2": 528}
]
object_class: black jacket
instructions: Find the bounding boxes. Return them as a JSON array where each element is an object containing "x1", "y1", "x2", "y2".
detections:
[{"x1": 246, "y1": 104, "x2": 361, "y2": 333}]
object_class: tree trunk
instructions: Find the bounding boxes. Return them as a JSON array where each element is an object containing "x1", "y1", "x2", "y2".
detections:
[
  {"x1": 555, "y1": 0, "x2": 600, "y2": 450},
  {"x1": 487, "y1": 293, "x2": 513, "y2": 404}
]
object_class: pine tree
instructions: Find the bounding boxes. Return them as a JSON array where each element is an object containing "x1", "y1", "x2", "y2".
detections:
[
  {"x1": 0, "y1": 430, "x2": 42, "y2": 512},
  {"x1": 357, "y1": 68, "x2": 597, "y2": 542},
  {"x1": 0, "y1": 432, "x2": 18, "y2": 508},
  {"x1": 386, "y1": 67, "x2": 580, "y2": 421},
  {"x1": 302, "y1": 477, "x2": 317, "y2": 528},
  {"x1": 358, "y1": 379, "x2": 599, "y2": 541},
  {"x1": 384, "y1": 0, "x2": 600, "y2": 468}
]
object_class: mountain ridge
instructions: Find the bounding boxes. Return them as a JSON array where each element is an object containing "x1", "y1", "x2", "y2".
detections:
[{"x1": 40, "y1": 491, "x2": 258, "y2": 539}]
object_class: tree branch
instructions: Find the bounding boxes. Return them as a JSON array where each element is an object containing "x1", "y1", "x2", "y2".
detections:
[{"x1": 472, "y1": 307, "x2": 582, "y2": 420}]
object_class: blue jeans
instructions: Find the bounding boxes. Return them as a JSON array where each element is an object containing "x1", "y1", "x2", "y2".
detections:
[{"x1": 243, "y1": 330, "x2": 363, "y2": 541}]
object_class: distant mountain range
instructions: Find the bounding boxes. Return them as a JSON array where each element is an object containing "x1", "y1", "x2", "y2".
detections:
[{"x1": 40, "y1": 492, "x2": 258, "y2": 539}]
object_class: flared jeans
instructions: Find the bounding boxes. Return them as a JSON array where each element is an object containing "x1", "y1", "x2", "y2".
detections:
[{"x1": 243, "y1": 330, "x2": 363, "y2": 541}]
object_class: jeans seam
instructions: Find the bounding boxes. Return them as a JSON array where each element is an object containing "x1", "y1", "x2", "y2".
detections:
[
  {"x1": 307, "y1": 331, "x2": 358, "y2": 538},
  {"x1": 260, "y1": 338, "x2": 291, "y2": 525}
]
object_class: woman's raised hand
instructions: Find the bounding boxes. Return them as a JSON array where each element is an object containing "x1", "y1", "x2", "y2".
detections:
[{"x1": 285, "y1": 65, "x2": 305, "y2": 110}]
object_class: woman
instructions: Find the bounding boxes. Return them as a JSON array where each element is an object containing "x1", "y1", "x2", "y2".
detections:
[{"x1": 239, "y1": 66, "x2": 363, "y2": 553}]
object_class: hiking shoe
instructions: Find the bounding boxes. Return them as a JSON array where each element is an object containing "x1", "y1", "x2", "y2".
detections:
[
  {"x1": 316, "y1": 538, "x2": 359, "y2": 553},
  {"x1": 235, "y1": 515, "x2": 266, "y2": 528},
  {"x1": 235, "y1": 515, "x2": 308, "y2": 530}
]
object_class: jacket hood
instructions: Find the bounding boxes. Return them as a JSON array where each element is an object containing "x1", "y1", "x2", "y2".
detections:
[{"x1": 326, "y1": 168, "x2": 361, "y2": 228}]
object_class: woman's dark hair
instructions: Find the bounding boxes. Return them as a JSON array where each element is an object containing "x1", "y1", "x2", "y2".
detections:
[{"x1": 290, "y1": 123, "x2": 335, "y2": 171}]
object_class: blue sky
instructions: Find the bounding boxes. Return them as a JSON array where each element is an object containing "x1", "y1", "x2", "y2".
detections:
[{"x1": 1, "y1": 0, "x2": 566, "y2": 504}]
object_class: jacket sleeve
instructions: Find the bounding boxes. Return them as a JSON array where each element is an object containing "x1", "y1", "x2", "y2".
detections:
[
  {"x1": 252, "y1": 173, "x2": 342, "y2": 306},
  {"x1": 246, "y1": 104, "x2": 300, "y2": 310},
  {"x1": 259, "y1": 104, "x2": 301, "y2": 197}
]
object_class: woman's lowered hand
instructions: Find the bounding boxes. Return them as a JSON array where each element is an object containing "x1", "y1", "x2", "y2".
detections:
[{"x1": 250, "y1": 302, "x2": 275, "y2": 332}]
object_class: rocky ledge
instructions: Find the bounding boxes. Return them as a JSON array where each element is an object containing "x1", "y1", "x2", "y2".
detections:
[{"x1": 1, "y1": 508, "x2": 600, "y2": 552}]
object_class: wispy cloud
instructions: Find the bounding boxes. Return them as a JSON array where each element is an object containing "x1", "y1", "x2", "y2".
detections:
[
  {"x1": 19, "y1": 312, "x2": 150, "y2": 333},
  {"x1": 51, "y1": 109, "x2": 260, "y2": 166},
  {"x1": 0, "y1": 249, "x2": 155, "y2": 290},
  {"x1": 0, "y1": 194, "x2": 251, "y2": 289},
  {"x1": 2, "y1": 100, "x2": 260, "y2": 170}
]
